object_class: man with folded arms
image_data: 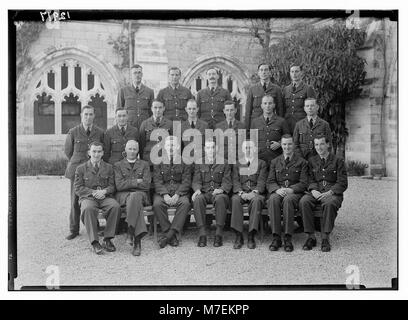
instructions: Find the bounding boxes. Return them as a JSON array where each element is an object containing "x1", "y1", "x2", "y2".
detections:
[
  {"x1": 299, "y1": 135, "x2": 348, "y2": 252},
  {"x1": 267, "y1": 134, "x2": 308, "y2": 252},
  {"x1": 231, "y1": 140, "x2": 267, "y2": 249},
  {"x1": 74, "y1": 141, "x2": 120, "y2": 255},
  {"x1": 152, "y1": 136, "x2": 191, "y2": 248},
  {"x1": 192, "y1": 140, "x2": 232, "y2": 248},
  {"x1": 114, "y1": 140, "x2": 151, "y2": 256}
]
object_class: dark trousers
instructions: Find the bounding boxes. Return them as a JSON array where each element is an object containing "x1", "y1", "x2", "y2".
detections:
[
  {"x1": 152, "y1": 195, "x2": 191, "y2": 234},
  {"x1": 230, "y1": 194, "x2": 264, "y2": 233},
  {"x1": 268, "y1": 193, "x2": 302, "y2": 236},
  {"x1": 193, "y1": 192, "x2": 229, "y2": 230},
  {"x1": 80, "y1": 197, "x2": 120, "y2": 243},
  {"x1": 299, "y1": 193, "x2": 343, "y2": 234},
  {"x1": 125, "y1": 191, "x2": 148, "y2": 238},
  {"x1": 70, "y1": 179, "x2": 81, "y2": 234}
]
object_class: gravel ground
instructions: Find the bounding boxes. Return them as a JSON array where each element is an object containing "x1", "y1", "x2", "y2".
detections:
[{"x1": 14, "y1": 177, "x2": 397, "y2": 289}]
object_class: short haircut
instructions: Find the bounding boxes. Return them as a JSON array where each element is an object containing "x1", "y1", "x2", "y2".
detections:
[
  {"x1": 152, "y1": 99, "x2": 164, "y2": 106},
  {"x1": 304, "y1": 97, "x2": 317, "y2": 104},
  {"x1": 314, "y1": 134, "x2": 330, "y2": 144},
  {"x1": 126, "y1": 139, "x2": 139, "y2": 147},
  {"x1": 186, "y1": 98, "x2": 197, "y2": 106},
  {"x1": 81, "y1": 105, "x2": 94, "y2": 113},
  {"x1": 262, "y1": 94, "x2": 277, "y2": 105},
  {"x1": 115, "y1": 107, "x2": 128, "y2": 114},
  {"x1": 257, "y1": 63, "x2": 271, "y2": 71},
  {"x1": 281, "y1": 134, "x2": 293, "y2": 141},
  {"x1": 131, "y1": 64, "x2": 143, "y2": 70},
  {"x1": 168, "y1": 67, "x2": 181, "y2": 75},
  {"x1": 290, "y1": 63, "x2": 302, "y2": 70},
  {"x1": 206, "y1": 67, "x2": 219, "y2": 74},
  {"x1": 224, "y1": 100, "x2": 236, "y2": 108},
  {"x1": 89, "y1": 141, "x2": 104, "y2": 150}
]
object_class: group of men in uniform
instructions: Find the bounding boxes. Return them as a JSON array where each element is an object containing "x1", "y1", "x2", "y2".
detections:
[{"x1": 64, "y1": 63, "x2": 347, "y2": 256}]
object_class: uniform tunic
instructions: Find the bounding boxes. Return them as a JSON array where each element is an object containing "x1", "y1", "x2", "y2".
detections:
[
  {"x1": 103, "y1": 124, "x2": 139, "y2": 165},
  {"x1": 157, "y1": 85, "x2": 193, "y2": 121},
  {"x1": 197, "y1": 87, "x2": 232, "y2": 129}
]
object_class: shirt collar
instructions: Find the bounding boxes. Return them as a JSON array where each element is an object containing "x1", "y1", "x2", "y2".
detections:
[
  {"x1": 118, "y1": 124, "x2": 127, "y2": 130},
  {"x1": 82, "y1": 124, "x2": 92, "y2": 131},
  {"x1": 208, "y1": 85, "x2": 217, "y2": 90},
  {"x1": 244, "y1": 156, "x2": 254, "y2": 163},
  {"x1": 283, "y1": 153, "x2": 294, "y2": 161},
  {"x1": 133, "y1": 83, "x2": 141, "y2": 90},
  {"x1": 90, "y1": 160, "x2": 101, "y2": 167},
  {"x1": 261, "y1": 80, "x2": 270, "y2": 87},
  {"x1": 170, "y1": 83, "x2": 180, "y2": 90},
  {"x1": 320, "y1": 153, "x2": 330, "y2": 161},
  {"x1": 307, "y1": 115, "x2": 318, "y2": 122}
]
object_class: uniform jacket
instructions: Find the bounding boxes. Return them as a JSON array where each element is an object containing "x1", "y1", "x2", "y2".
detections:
[
  {"x1": 215, "y1": 119, "x2": 246, "y2": 161},
  {"x1": 113, "y1": 158, "x2": 151, "y2": 206},
  {"x1": 245, "y1": 82, "x2": 284, "y2": 130},
  {"x1": 282, "y1": 81, "x2": 316, "y2": 124},
  {"x1": 266, "y1": 153, "x2": 309, "y2": 194},
  {"x1": 103, "y1": 124, "x2": 139, "y2": 164},
  {"x1": 308, "y1": 153, "x2": 348, "y2": 195},
  {"x1": 139, "y1": 116, "x2": 173, "y2": 164},
  {"x1": 293, "y1": 116, "x2": 332, "y2": 159},
  {"x1": 64, "y1": 124, "x2": 104, "y2": 180},
  {"x1": 232, "y1": 158, "x2": 268, "y2": 194},
  {"x1": 196, "y1": 87, "x2": 232, "y2": 128},
  {"x1": 74, "y1": 160, "x2": 116, "y2": 201},
  {"x1": 116, "y1": 84, "x2": 154, "y2": 128},
  {"x1": 192, "y1": 161, "x2": 232, "y2": 194},
  {"x1": 157, "y1": 85, "x2": 193, "y2": 121},
  {"x1": 250, "y1": 115, "x2": 290, "y2": 161},
  {"x1": 153, "y1": 161, "x2": 191, "y2": 197},
  {"x1": 181, "y1": 118, "x2": 209, "y2": 147}
]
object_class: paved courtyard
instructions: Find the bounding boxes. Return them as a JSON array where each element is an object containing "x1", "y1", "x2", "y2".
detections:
[{"x1": 14, "y1": 176, "x2": 397, "y2": 289}]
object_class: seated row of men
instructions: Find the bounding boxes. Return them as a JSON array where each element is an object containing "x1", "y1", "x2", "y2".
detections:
[{"x1": 73, "y1": 133, "x2": 347, "y2": 256}]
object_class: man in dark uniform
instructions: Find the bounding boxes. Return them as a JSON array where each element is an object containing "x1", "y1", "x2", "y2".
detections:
[
  {"x1": 282, "y1": 64, "x2": 316, "y2": 133},
  {"x1": 300, "y1": 135, "x2": 348, "y2": 252},
  {"x1": 215, "y1": 100, "x2": 246, "y2": 163},
  {"x1": 139, "y1": 100, "x2": 172, "y2": 165},
  {"x1": 64, "y1": 105, "x2": 104, "y2": 240},
  {"x1": 293, "y1": 98, "x2": 332, "y2": 160},
  {"x1": 152, "y1": 136, "x2": 192, "y2": 249},
  {"x1": 250, "y1": 95, "x2": 290, "y2": 166},
  {"x1": 117, "y1": 64, "x2": 155, "y2": 128},
  {"x1": 245, "y1": 63, "x2": 284, "y2": 130},
  {"x1": 231, "y1": 140, "x2": 267, "y2": 249},
  {"x1": 114, "y1": 140, "x2": 151, "y2": 256},
  {"x1": 197, "y1": 67, "x2": 232, "y2": 129},
  {"x1": 103, "y1": 108, "x2": 139, "y2": 165},
  {"x1": 74, "y1": 142, "x2": 120, "y2": 255},
  {"x1": 192, "y1": 140, "x2": 232, "y2": 248},
  {"x1": 157, "y1": 67, "x2": 194, "y2": 122},
  {"x1": 266, "y1": 134, "x2": 308, "y2": 252}
]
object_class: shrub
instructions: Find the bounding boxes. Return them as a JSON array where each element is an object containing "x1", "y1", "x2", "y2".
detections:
[
  {"x1": 17, "y1": 156, "x2": 68, "y2": 176},
  {"x1": 346, "y1": 160, "x2": 368, "y2": 176}
]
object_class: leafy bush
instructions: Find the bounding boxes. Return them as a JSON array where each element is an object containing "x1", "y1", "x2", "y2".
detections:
[
  {"x1": 346, "y1": 160, "x2": 368, "y2": 176},
  {"x1": 17, "y1": 156, "x2": 68, "y2": 176}
]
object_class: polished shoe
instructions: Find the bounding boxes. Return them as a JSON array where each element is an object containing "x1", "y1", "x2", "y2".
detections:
[
  {"x1": 92, "y1": 241, "x2": 103, "y2": 255},
  {"x1": 127, "y1": 226, "x2": 135, "y2": 246},
  {"x1": 132, "y1": 239, "x2": 141, "y2": 256},
  {"x1": 302, "y1": 237, "x2": 317, "y2": 251},
  {"x1": 102, "y1": 238, "x2": 116, "y2": 252},
  {"x1": 169, "y1": 235, "x2": 179, "y2": 247},
  {"x1": 66, "y1": 232, "x2": 79, "y2": 240},
  {"x1": 197, "y1": 235, "x2": 207, "y2": 247},
  {"x1": 269, "y1": 237, "x2": 282, "y2": 251},
  {"x1": 158, "y1": 236, "x2": 168, "y2": 249},
  {"x1": 283, "y1": 237, "x2": 294, "y2": 252},
  {"x1": 321, "y1": 239, "x2": 331, "y2": 252},
  {"x1": 233, "y1": 233, "x2": 244, "y2": 249},
  {"x1": 213, "y1": 235, "x2": 223, "y2": 247},
  {"x1": 247, "y1": 235, "x2": 256, "y2": 249}
]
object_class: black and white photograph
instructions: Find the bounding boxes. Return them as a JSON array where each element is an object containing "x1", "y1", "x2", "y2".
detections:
[{"x1": 6, "y1": 4, "x2": 402, "y2": 298}]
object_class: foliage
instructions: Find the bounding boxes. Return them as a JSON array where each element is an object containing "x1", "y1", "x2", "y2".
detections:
[
  {"x1": 16, "y1": 21, "x2": 45, "y2": 77},
  {"x1": 346, "y1": 160, "x2": 369, "y2": 176},
  {"x1": 255, "y1": 20, "x2": 367, "y2": 155},
  {"x1": 17, "y1": 155, "x2": 68, "y2": 176},
  {"x1": 107, "y1": 33, "x2": 130, "y2": 69}
]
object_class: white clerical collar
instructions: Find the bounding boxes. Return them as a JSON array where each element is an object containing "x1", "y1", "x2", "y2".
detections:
[{"x1": 127, "y1": 159, "x2": 137, "y2": 164}]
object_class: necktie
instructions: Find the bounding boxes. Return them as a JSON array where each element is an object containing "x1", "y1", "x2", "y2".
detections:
[
  {"x1": 263, "y1": 83, "x2": 267, "y2": 91},
  {"x1": 191, "y1": 121, "x2": 195, "y2": 129},
  {"x1": 86, "y1": 127, "x2": 91, "y2": 136},
  {"x1": 229, "y1": 121, "x2": 233, "y2": 128},
  {"x1": 211, "y1": 87, "x2": 215, "y2": 94},
  {"x1": 321, "y1": 158, "x2": 326, "y2": 167},
  {"x1": 292, "y1": 84, "x2": 296, "y2": 93},
  {"x1": 95, "y1": 163, "x2": 99, "y2": 172},
  {"x1": 135, "y1": 86, "x2": 139, "y2": 93},
  {"x1": 247, "y1": 161, "x2": 250, "y2": 167},
  {"x1": 121, "y1": 126, "x2": 125, "y2": 135},
  {"x1": 129, "y1": 161, "x2": 135, "y2": 169},
  {"x1": 309, "y1": 118, "x2": 314, "y2": 129},
  {"x1": 156, "y1": 118, "x2": 161, "y2": 127},
  {"x1": 170, "y1": 157, "x2": 173, "y2": 166},
  {"x1": 285, "y1": 157, "x2": 290, "y2": 165},
  {"x1": 266, "y1": 117, "x2": 270, "y2": 125}
]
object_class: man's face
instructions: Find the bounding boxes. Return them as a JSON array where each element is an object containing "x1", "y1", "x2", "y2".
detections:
[
  {"x1": 314, "y1": 138, "x2": 329, "y2": 156},
  {"x1": 261, "y1": 96, "x2": 275, "y2": 115},
  {"x1": 224, "y1": 104, "x2": 236, "y2": 121},
  {"x1": 304, "y1": 99, "x2": 319, "y2": 117},
  {"x1": 258, "y1": 64, "x2": 271, "y2": 81},
  {"x1": 169, "y1": 69, "x2": 181, "y2": 87},
  {"x1": 164, "y1": 139, "x2": 179, "y2": 157},
  {"x1": 152, "y1": 101, "x2": 164, "y2": 118},
  {"x1": 281, "y1": 137, "x2": 294, "y2": 156},
  {"x1": 242, "y1": 141, "x2": 256, "y2": 159},
  {"x1": 290, "y1": 66, "x2": 302, "y2": 82},
  {"x1": 125, "y1": 141, "x2": 139, "y2": 160},
  {"x1": 116, "y1": 110, "x2": 128, "y2": 127},
  {"x1": 81, "y1": 108, "x2": 95, "y2": 127},
  {"x1": 185, "y1": 101, "x2": 198, "y2": 119},
  {"x1": 131, "y1": 67, "x2": 143, "y2": 84},
  {"x1": 206, "y1": 69, "x2": 219, "y2": 85},
  {"x1": 204, "y1": 142, "x2": 216, "y2": 159},
  {"x1": 89, "y1": 145, "x2": 103, "y2": 162}
]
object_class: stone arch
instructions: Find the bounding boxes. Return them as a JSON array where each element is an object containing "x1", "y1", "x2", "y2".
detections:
[{"x1": 17, "y1": 46, "x2": 121, "y2": 135}]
